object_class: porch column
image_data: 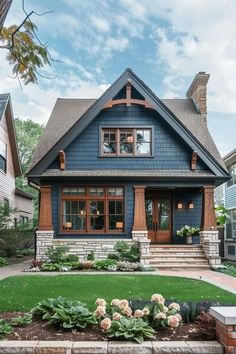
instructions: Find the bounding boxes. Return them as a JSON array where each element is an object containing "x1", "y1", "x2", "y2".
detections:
[
  {"x1": 200, "y1": 185, "x2": 221, "y2": 268},
  {"x1": 38, "y1": 185, "x2": 53, "y2": 231},
  {"x1": 36, "y1": 185, "x2": 54, "y2": 260},
  {"x1": 132, "y1": 186, "x2": 150, "y2": 268},
  {"x1": 201, "y1": 186, "x2": 216, "y2": 231},
  {"x1": 132, "y1": 185, "x2": 147, "y2": 231}
]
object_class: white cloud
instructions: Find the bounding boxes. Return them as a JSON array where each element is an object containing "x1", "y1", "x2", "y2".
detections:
[{"x1": 90, "y1": 16, "x2": 110, "y2": 32}]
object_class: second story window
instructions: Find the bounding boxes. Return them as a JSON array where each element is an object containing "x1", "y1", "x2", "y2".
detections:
[
  {"x1": 101, "y1": 128, "x2": 152, "y2": 156},
  {"x1": 227, "y1": 163, "x2": 236, "y2": 187},
  {"x1": 0, "y1": 139, "x2": 7, "y2": 173}
]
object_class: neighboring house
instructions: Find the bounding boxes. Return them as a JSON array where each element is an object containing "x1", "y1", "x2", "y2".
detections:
[
  {"x1": 27, "y1": 69, "x2": 230, "y2": 268},
  {"x1": 223, "y1": 149, "x2": 236, "y2": 261},
  {"x1": 0, "y1": 93, "x2": 34, "y2": 224}
]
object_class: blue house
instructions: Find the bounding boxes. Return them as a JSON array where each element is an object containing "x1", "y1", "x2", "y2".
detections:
[
  {"x1": 223, "y1": 149, "x2": 236, "y2": 261},
  {"x1": 27, "y1": 69, "x2": 229, "y2": 269}
]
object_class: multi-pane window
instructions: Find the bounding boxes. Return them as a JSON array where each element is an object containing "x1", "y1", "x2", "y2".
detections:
[
  {"x1": 62, "y1": 187, "x2": 124, "y2": 233},
  {"x1": 227, "y1": 163, "x2": 236, "y2": 187},
  {"x1": 226, "y1": 209, "x2": 236, "y2": 239},
  {"x1": 0, "y1": 139, "x2": 7, "y2": 173},
  {"x1": 101, "y1": 128, "x2": 152, "y2": 156}
]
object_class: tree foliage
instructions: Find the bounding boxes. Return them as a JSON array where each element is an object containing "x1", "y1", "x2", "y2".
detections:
[{"x1": 0, "y1": 20, "x2": 51, "y2": 85}]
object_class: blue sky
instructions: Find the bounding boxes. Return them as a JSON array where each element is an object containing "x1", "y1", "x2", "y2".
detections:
[{"x1": 1, "y1": 0, "x2": 236, "y2": 156}]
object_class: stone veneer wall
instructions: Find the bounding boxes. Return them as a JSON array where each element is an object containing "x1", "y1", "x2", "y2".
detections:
[{"x1": 199, "y1": 231, "x2": 221, "y2": 267}]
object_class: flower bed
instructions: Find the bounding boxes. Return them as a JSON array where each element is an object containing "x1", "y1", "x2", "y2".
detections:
[{"x1": 0, "y1": 293, "x2": 217, "y2": 344}]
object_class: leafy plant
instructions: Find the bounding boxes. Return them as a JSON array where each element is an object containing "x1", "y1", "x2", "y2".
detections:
[
  {"x1": 65, "y1": 254, "x2": 78, "y2": 262},
  {"x1": 107, "y1": 253, "x2": 119, "y2": 261},
  {"x1": 31, "y1": 297, "x2": 96, "y2": 330},
  {"x1": 114, "y1": 241, "x2": 140, "y2": 263},
  {"x1": 41, "y1": 262, "x2": 61, "y2": 271},
  {"x1": 0, "y1": 319, "x2": 12, "y2": 339},
  {"x1": 4, "y1": 245, "x2": 17, "y2": 257},
  {"x1": 11, "y1": 313, "x2": 32, "y2": 327},
  {"x1": 176, "y1": 225, "x2": 200, "y2": 237},
  {"x1": 117, "y1": 261, "x2": 141, "y2": 271},
  {"x1": 93, "y1": 259, "x2": 117, "y2": 270},
  {"x1": 215, "y1": 204, "x2": 230, "y2": 225},
  {"x1": 106, "y1": 317, "x2": 155, "y2": 344},
  {"x1": 45, "y1": 246, "x2": 69, "y2": 263},
  {"x1": 0, "y1": 257, "x2": 8, "y2": 267},
  {"x1": 87, "y1": 251, "x2": 95, "y2": 261},
  {"x1": 181, "y1": 302, "x2": 200, "y2": 323},
  {"x1": 17, "y1": 248, "x2": 34, "y2": 256}
]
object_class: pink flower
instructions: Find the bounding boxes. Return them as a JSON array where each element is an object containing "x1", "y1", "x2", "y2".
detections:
[
  {"x1": 175, "y1": 314, "x2": 182, "y2": 322},
  {"x1": 134, "y1": 310, "x2": 143, "y2": 318},
  {"x1": 95, "y1": 298, "x2": 106, "y2": 306},
  {"x1": 118, "y1": 299, "x2": 129, "y2": 309},
  {"x1": 112, "y1": 312, "x2": 122, "y2": 321},
  {"x1": 122, "y1": 306, "x2": 132, "y2": 317},
  {"x1": 94, "y1": 305, "x2": 106, "y2": 318},
  {"x1": 111, "y1": 299, "x2": 120, "y2": 306},
  {"x1": 169, "y1": 302, "x2": 180, "y2": 312},
  {"x1": 151, "y1": 294, "x2": 165, "y2": 304},
  {"x1": 101, "y1": 318, "x2": 111, "y2": 331},
  {"x1": 167, "y1": 315, "x2": 180, "y2": 328}
]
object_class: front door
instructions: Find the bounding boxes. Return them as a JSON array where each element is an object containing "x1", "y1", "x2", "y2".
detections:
[{"x1": 145, "y1": 193, "x2": 171, "y2": 243}]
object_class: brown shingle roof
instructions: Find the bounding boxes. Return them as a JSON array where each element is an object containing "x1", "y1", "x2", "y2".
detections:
[{"x1": 28, "y1": 97, "x2": 226, "y2": 172}]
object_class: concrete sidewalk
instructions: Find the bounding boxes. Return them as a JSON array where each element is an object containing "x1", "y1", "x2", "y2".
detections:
[{"x1": 1, "y1": 260, "x2": 236, "y2": 296}]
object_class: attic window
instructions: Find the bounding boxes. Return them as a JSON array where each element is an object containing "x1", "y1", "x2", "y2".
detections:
[{"x1": 101, "y1": 128, "x2": 152, "y2": 157}]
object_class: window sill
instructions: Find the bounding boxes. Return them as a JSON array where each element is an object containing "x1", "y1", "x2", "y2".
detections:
[{"x1": 99, "y1": 154, "x2": 154, "y2": 158}]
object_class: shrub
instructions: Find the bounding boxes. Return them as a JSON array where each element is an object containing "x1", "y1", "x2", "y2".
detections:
[
  {"x1": 87, "y1": 251, "x2": 95, "y2": 261},
  {"x1": 65, "y1": 254, "x2": 78, "y2": 262},
  {"x1": 4, "y1": 245, "x2": 17, "y2": 257},
  {"x1": 107, "y1": 253, "x2": 119, "y2": 261},
  {"x1": 45, "y1": 245, "x2": 69, "y2": 263},
  {"x1": 114, "y1": 241, "x2": 140, "y2": 262},
  {"x1": 11, "y1": 313, "x2": 32, "y2": 327},
  {"x1": 41, "y1": 262, "x2": 61, "y2": 271},
  {"x1": 31, "y1": 297, "x2": 96, "y2": 330},
  {"x1": 0, "y1": 257, "x2": 8, "y2": 267},
  {"x1": 0, "y1": 319, "x2": 12, "y2": 339},
  {"x1": 93, "y1": 259, "x2": 117, "y2": 270},
  {"x1": 105, "y1": 317, "x2": 155, "y2": 344},
  {"x1": 17, "y1": 248, "x2": 34, "y2": 256}
]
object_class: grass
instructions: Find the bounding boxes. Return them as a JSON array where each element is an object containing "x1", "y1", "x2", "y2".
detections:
[{"x1": 0, "y1": 275, "x2": 235, "y2": 312}]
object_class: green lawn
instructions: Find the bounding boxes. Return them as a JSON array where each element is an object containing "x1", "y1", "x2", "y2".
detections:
[{"x1": 0, "y1": 275, "x2": 235, "y2": 312}]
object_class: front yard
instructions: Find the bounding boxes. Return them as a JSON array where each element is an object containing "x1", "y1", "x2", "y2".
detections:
[{"x1": 0, "y1": 274, "x2": 235, "y2": 312}]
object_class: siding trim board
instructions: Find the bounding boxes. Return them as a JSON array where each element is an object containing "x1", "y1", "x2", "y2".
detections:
[{"x1": 27, "y1": 69, "x2": 229, "y2": 180}]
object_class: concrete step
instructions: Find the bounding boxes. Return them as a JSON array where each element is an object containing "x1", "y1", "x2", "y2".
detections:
[
  {"x1": 153, "y1": 264, "x2": 211, "y2": 270},
  {"x1": 150, "y1": 250, "x2": 204, "y2": 255},
  {"x1": 150, "y1": 259, "x2": 209, "y2": 265},
  {"x1": 148, "y1": 254, "x2": 206, "y2": 259},
  {"x1": 149, "y1": 258, "x2": 208, "y2": 263}
]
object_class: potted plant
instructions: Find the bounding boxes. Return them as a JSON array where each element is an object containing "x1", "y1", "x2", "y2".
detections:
[{"x1": 176, "y1": 225, "x2": 200, "y2": 245}]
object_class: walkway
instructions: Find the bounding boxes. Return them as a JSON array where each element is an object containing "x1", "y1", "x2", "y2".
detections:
[{"x1": 1, "y1": 261, "x2": 236, "y2": 295}]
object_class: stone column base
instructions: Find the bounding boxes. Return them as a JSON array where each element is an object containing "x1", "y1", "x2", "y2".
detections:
[
  {"x1": 132, "y1": 231, "x2": 150, "y2": 267},
  {"x1": 36, "y1": 230, "x2": 54, "y2": 260},
  {"x1": 200, "y1": 231, "x2": 221, "y2": 268}
]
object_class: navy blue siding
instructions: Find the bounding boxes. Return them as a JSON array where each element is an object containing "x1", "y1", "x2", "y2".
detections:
[
  {"x1": 172, "y1": 190, "x2": 202, "y2": 244},
  {"x1": 49, "y1": 106, "x2": 209, "y2": 171}
]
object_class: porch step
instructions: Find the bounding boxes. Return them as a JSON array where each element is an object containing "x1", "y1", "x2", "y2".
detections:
[{"x1": 148, "y1": 244, "x2": 210, "y2": 270}]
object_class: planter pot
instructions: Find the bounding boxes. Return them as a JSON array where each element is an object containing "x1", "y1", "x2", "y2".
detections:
[{"x1": 186, "y1": 234, "x2": 193, "y2": 245}]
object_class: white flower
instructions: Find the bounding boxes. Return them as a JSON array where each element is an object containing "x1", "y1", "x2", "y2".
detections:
[
  {"x1": 155, "y1": 312, "x2": 166, "y2": 320},
  {"x1": 118, "y1": 299, "x2": 129, "y2": 309},
  {"x1": 113, "y1": 312, "x2": 122, "y2": 321},
  {"x1": 101, "y1": 318, "x2": 111, "y2": 331},
  {"x1": 143, "y1": 307, "x2": 150, "y2": 316},
  {"x1": 134, "y1": 310, "x2": 143, "y2": 318},
  {"x1": 111, "y1": 299, "x2": 120, "y2": 306},
  {"x1": 176, "y1": 314, "x2": 182, "y2": 322},
  {"x1": 122, "y1": 306, "x2": 132, "y2": 317},
  {"x1": 169, "y1": 302, "x2": 180, "y2": 312},
  {"x1": 163, "y1": 306, "x2": 169, "y2": 313},
  {"x1": 94, "y1": 305, "x2": 106, "y2": 318},
  {"x1": 95, "y1": 298, "x2": 106, "y2": 306},
  {"x1": 151, "y1": 294, "x2": 165, "y2": 304}
]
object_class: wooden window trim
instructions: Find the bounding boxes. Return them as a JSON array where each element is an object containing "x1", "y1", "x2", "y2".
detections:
[
  {"x1": 100, "y1": 127, "x2": 153, "y2": 157},
  {"x1": 60, "y1": 186, "x2": 125, "y2": 234}
]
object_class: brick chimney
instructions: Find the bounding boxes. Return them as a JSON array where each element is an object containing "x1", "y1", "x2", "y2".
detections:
[{"x1": 186, "y1": 72, "x2": 210, "y2": 120}]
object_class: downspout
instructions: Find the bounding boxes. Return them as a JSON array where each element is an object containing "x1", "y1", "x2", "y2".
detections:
[{"x1": 28, "y1": 181, "x2": 40, "y2": 260}]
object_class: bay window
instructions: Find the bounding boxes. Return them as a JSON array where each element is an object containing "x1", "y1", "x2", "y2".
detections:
[{"x1": 62, "y1": 187, "x2": 124, "y2": 233}]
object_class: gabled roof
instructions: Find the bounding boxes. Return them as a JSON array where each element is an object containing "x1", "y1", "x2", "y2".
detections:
[
  {"x1": 15, "y1": 187, "x2": 35, "y2": 200},
  {"x1": 27, "y1": 68, "x2": 228, "y2": 178},
  {"x1": 223, "y1": 148, "x2": 236, "y2": 167},
  {"x1": 0, "y1": 93, "x2": 21, "y2": 176}
]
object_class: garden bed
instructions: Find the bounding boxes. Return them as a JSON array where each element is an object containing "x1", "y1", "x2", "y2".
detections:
[{"x1": 0, "y1": 312, "x2": 215, "y2": 342}]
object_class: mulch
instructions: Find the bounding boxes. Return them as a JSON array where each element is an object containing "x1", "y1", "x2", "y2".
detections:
[{"x1": 0, "y1": 312, "x2": 216, "y2": 342}]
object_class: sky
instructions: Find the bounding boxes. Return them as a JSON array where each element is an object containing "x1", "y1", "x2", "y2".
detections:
[{"x1": 1, "y1": 0, "x2": 236, "y2": 157}]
